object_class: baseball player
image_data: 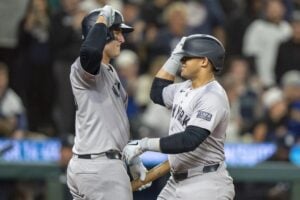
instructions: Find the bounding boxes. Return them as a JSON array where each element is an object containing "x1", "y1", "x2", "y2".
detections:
[
  {"x1": 66, "y1": 5, "x2": 150, "y2": 200},
  {"x1": 123, "y1": 34, "x2": 235, "y2": 199}
]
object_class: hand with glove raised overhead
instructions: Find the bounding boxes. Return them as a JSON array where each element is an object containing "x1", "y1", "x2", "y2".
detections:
[
  {"x1": 98, "y1": 5, "x2": 115, "y2": 27},
  {"x1": 162, "y1": 36, "x2": 187, "y2": 76}
]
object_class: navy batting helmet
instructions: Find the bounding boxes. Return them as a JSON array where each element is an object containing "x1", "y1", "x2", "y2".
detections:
[
  {"x1": 81, "y1": 8, "x2": 134, "y2": 41},
  {"x1": 181, "y1": 34, "x2": 225, "y2": 71}
]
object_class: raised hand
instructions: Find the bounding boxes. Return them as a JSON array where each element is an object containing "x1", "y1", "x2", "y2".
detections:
[{"x1": 99, "y1": 5, "x2": 115, "y2": 27}]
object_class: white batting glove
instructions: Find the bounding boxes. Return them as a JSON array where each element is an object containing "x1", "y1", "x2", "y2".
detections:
[
  {"x1": 172, "y1": 36, "x2": 187, "y2": 56},
  {"x1": 123, "y1": 138, "x2": 161, "y2": 164},
  {"x1": 129, "y1": 157, "x2": 147, "y2": 180},
  {"x1": 99, "y1": 5, "x2": 115, "y2": 27},
  {"x1": 123, "y1": 140, "x2": 145, "y2": 164},
  {"x1": 162, "y1": 37, "x2": 187, "y2": 75},
  {"x1": 129, "y1": 157, "x2": 152, "y2": 191}
]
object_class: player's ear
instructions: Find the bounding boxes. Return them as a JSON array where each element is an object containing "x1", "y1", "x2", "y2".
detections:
[
  {"x1": 202, "y1": 57, "x2": 209, "y2": 66},
  {"x1": 197, "y1": 57, "x2": 209, "y2": 68}
]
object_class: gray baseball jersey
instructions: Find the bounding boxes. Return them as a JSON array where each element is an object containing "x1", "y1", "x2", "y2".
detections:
[
  {"x1": 158, "y1": 80, "x2": 235, "y2": 200},
  {"x1": 163, "y1": 80, "x2": 229, "y2": 171},
  {"x1": 67, "y1": 58, "x2": 133, "y2": 200},
  {"x1": 70, "y1": 57, "x2": 130, "y2": 154}
]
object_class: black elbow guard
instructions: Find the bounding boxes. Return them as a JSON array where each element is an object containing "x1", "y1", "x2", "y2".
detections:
[
  {"x1": 80, "y1": 46, "x2": 102, "y2": 74},
  {"x1": 150, "y1": 77, "x2": 173, "y2": 106}
]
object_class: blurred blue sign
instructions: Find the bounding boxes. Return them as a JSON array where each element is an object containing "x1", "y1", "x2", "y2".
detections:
[
  {"x1": 225, "y1": 143, "x2": 277, "y2": 167},
  {"x1": 290, "y1": 145, "x2": 300, "y2": 166},
  {"x1": 0, "y1": 139, "x2": 278, "y2": 167},
  {"x1": 0, "y1": 139, "x2": 61, "y2": 163},
  {"x1": 141, "y1": 143, "x2": 277, "y2": 167}
]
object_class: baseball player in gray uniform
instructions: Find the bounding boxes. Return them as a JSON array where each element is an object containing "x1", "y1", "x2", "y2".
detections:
[
  {"x1": 123, "y1": 34, "x2": 235, "y2": 199},
  {"x1": 66, "y1": 5, "x2": 150, "y2": 200}
]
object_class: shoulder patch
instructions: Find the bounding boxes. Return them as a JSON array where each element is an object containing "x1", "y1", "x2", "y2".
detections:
[{"x1": 197, "y1": 111, "x2": 212, "y2": 121}]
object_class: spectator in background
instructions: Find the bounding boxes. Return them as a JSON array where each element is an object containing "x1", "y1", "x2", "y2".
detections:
[
  {"x1": 139, "y1": 0, "x2": 171, "y2": 71},
  {"x1": 281, "y1": 70, "x2": 300, "y2": 105},
  {"x1": 225, "y1": 0, "x2": 264, "y2": 56},
  {"x1": 92, "y1": 0, "x2": 123, "y2": 10},
  {"x1": 134, "y1": 56, "x2": 171, "y2": 139},
  {"x1": 121, "y1": 1, "x2": 144, "y2": 51},
  {"x1": 224, "y1": 56, "x2": 264, "y2": 138},
  {"x1": 295, "y1": 0, "x2": 300, "y2": 11},
  {"x1": 0, "y1": 62, "x2": 27, "y2": 139},
  {"x1": 186, "y1": 0, "x2": 226, "y2": 45},
  {"x1": 252, "y1": 87, "x2": 289, "y2": 143},
  {"x1": 50, "y1": 0, "x2": 89, "y2": 135},
  {"x1": 140, "y1": 0, "x2": 170, "y2": 28},
  {"x1": 17, "y1": 0, "x2": 55, "y2": 136},
  {"x1": 147, "y1": 2, "x2": 190, "y2": 59},
  {"x1": 275, "y1": 10, "x2": 300, "y2": 84},
  {"x1": 287, "y1": 101, "x2": 300, "y2": 143},
  {"x1": 0, "y1": 0, "x2": 29, "y2": 92},
  {"x1": 220, "y1": 74, "x2": 243, "y2": 142},
  {"x1": 243, "y1": 0, "x2": 292, "y2": 88},
  {"x1": 252, "y1": 87, "x2": 294, "y2": 163},
  {"x1": 115, "y1": 49, "x2": 140, "y2": 121},
  {"x1": 135, "y1": 56, "x2": 167, "y2": 110},
  {"x1": 281, "y1": 71, "x2": 300, "y2": 143}
]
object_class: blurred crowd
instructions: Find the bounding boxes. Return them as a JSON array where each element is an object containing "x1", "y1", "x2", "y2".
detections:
[
  {"x1": 0, "y1": 0, "x2": 299, "y2": 157},
  {"x1": 0, "y1": 0, "x2": 300, "y2": 199}
]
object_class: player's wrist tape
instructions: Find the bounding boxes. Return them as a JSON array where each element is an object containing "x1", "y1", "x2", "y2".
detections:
[
  {"x1": 162, "y1": 56, "x2": 182, "y2": 76},
  {"x1": 140, "y1": 138, "x2": 161, "y2": 152}
]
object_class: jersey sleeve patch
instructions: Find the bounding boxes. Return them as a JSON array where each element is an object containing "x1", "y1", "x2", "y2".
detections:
[{"x1": 196, "y1": 111, "x2": 212, "y2": 121}]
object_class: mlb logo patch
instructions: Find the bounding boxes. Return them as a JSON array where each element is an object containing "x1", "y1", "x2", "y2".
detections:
[{"x1": 197, "y1": 111, "x2": 212, "y2": 121}]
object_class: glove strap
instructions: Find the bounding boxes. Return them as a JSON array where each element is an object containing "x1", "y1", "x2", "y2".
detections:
[{"x1": 141, "y1": 138, "x2": 161, "y2": 152}]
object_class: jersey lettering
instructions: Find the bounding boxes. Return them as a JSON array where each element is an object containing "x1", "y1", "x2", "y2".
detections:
[
  {"x1": 73, "y1": 94, "x2": 78, "y2": 111},
  {"x1": 112, "y1": 81, "x2": 121, "y2": 97},
  {"x1": 171, "y1": 104, "x2": 190, "y2": 127}
]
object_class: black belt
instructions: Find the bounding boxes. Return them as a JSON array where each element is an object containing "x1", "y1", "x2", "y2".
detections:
[
  {"x1": 172, "y1": 163, "x2": 220, "y2": 182},
  {"x1": 74, "y1": 150, "x2": 122, "y2": 160}
]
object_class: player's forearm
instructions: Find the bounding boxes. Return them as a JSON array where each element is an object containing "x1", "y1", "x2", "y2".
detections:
[
  {"x1": 80, "y1": 23, "x2": 107, "y2": 74},
  {"x1": 141, "y1": 126, "x2": 210, "y2": 154},
  {"x1": 155, "y1": 69, "x2": 176, "y2": 81}
]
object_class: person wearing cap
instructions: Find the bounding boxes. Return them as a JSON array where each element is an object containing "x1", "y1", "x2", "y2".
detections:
[
  {"x1": 252, "y1": 87, "x2": 289, "y2": 142},
  {"x1": 66, "y1": 5, "x2": 150, "y2": 200},
  {"x1": 281, "y1": 70, "x2": 300, "y2": 105},
  {"x1": 275, "y1": 10, "x2": 300, "y2": 84}
]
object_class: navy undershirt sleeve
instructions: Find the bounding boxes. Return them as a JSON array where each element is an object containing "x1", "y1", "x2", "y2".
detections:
[
  {"x1": 160, "y1": 126, "x2": 210, "y2": 154},
  {"x1": 80, "y1": 23, "x2": 107, "y2": 75},
  {"x1": 150, "y1": 77, "x2": 173, "y2": 106}
]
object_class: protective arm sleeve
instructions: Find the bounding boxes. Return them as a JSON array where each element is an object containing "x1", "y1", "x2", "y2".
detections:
[
  {"x1": 150, "y1": 77, "x2": 173, "y2": 106},
  {"x1": 160, "y1": 126, "x2": 210, "y2": 154},
  {"x1": 80, "y1": 23, "x2": 107, "y2": 75}
]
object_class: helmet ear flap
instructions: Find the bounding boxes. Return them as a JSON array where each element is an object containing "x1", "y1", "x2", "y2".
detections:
[{"x1": 106, "y1": 29, "x2": 115, "y2": 42}]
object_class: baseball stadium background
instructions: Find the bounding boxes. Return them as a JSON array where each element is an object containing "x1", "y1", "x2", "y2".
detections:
[{"x1": 0, "y1": 0, "x2": 300, "y2": 199}]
